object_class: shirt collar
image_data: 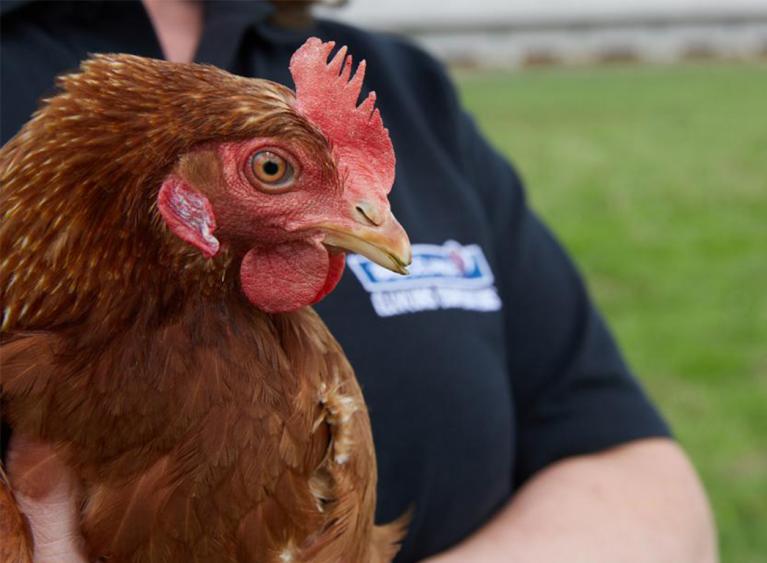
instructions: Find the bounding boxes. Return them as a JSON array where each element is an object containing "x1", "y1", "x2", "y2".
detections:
[
  {"x1": 0, "y1": 0, "x2": 273, "y2": 25},
  {"x1": 195, "y1": 1, "x2": 274, "y2": 69},
  {"x1": 0, "y1": 1, "x2": 276, "y2": 71},
  {"x1": 203, "y1": 0, "x2": 273, "y2": 25}
]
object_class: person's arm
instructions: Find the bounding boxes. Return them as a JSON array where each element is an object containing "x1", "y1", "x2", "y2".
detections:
[{"x1": 423, "y1": 438, "x2": 717, "y2": 563}]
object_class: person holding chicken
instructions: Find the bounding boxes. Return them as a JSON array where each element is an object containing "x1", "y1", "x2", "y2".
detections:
[{"x1": 0, "y1": 1, "x2": 716, "y2": 562}]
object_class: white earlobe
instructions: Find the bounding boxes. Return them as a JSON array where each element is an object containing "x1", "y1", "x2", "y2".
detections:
[{"x1": 157, "y1": 176, "x2": 220, "y2": 258}]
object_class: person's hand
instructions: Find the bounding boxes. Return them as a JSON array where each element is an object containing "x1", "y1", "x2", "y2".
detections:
[{"x1": 6, "y1": 434, "x2": 87, "y2": 563}]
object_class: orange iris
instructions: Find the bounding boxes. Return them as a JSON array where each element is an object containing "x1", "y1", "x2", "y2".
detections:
[{"x1": 251, "y1": 151, "x2": 291, "y2": 186}]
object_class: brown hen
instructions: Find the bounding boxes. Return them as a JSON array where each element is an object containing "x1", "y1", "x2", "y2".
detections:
[{"x1": 0, "y1": 38, "x2": 410, "y2": 562}]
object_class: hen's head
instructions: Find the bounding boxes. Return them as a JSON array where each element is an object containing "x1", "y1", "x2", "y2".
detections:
[
  {"x1": 159, "y1": 38, "x2": 410, "y2": 313},
  {"x1": 0, "y1": 38, "x2": 410, "y2": 330}
]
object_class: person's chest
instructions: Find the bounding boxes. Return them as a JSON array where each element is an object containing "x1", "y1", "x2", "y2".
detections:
[{"x1": 312, "y1": 96, "x2": 516, "y2": 560}]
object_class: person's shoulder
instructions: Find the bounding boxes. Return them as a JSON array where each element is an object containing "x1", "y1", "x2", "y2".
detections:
[
  {"x1": 316, "y1": 19, "x2": 437, "y2": 62},
  {"x1": 316, "y1": 19, "x2": 464, "y2": 152},
  {"x1": 316, "y1": 19, "x2": 455, "y2": 94}
]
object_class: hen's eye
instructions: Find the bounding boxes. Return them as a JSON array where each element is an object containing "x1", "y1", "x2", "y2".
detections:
[{"x1": 250, "y1": 150, "x2": 295, "y2": 190}]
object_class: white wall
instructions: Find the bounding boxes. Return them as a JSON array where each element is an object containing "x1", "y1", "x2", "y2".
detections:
[
  {"x1": 321, "y1": 0, "x2": 767, "y2": 28},
  {"x1": 317, "y1": 0, "x2": 767, "y2": 67}
]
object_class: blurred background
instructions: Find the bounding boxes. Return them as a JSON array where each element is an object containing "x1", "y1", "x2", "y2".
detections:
[{"x1": 323, "y1": 1, "x2": 767, "y2": 561}]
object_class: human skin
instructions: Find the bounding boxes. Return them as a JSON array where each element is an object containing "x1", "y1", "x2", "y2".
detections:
[
  {"x1": 7, "y1": 2, "x2": 718, "y2": 561},
  {"x1": 142, "y1": 0, "x2": 202, "y2": 64}
]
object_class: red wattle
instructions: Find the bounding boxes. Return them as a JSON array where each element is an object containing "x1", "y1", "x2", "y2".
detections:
[
  {"x1": 239, "y1": 240, "x2": 344, "y2": 313},
  {"x1": 312, "y1": 252, "x2": 346, "y2": 304}
]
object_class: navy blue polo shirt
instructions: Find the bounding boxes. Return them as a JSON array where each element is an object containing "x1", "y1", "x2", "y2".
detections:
[{"x1": 0, "y1": 2, "x2": 669, "y2": 560}]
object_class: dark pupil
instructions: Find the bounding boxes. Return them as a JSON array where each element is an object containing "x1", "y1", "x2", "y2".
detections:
[{"x1": 262, "y1": 160, "x2": 280, "y2": 176}]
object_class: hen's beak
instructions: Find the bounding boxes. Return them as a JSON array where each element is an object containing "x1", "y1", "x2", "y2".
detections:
[{"x1": 319, "y1": 203, "x2": 412, "y2": 275}]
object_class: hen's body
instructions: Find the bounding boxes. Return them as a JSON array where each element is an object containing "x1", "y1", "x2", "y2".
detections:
[
  {"x1": 0, "y1": 42, "x2": 409, "y2": 562},
  {"x1": 3, "y1": 296, "x2": 397, "y2": 562}
]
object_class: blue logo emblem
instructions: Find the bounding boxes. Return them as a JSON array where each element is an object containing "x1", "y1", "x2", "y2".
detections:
[{"x1": 348, "y1": 241, "x2": 502, "y2": 316}]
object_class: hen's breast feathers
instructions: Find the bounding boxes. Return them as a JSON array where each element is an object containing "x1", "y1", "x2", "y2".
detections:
[{"x1": 2, "y1": 302, "x2": 386, "y2": 562}]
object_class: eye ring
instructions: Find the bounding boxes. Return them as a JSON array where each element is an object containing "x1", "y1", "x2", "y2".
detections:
[{"x1": 248, "y1": 149, "x2": 296, "y2": 192}]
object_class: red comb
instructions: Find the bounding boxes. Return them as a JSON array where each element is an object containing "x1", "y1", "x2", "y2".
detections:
[{"x1": 289, "y1": 37, "x2": 395, "y2": 196}]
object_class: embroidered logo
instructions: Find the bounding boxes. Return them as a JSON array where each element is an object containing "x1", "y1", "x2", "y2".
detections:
[{"x1": 347, "y1": 240, "x2": 502, "y2": 317}]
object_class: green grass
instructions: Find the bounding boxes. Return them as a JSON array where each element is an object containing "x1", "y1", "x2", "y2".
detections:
[{"x1": 455, "y1": 63, "x2": 767, "y2": 562}]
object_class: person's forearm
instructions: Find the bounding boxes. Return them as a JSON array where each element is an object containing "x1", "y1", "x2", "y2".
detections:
[{"x1": 422, "y1": 438, "x2": 717, "y2": 563}]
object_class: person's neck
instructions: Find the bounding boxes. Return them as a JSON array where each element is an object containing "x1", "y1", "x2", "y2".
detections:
[
  {"x1": 269, "y1": 2, "x2": 314, "y2": 30},
  {"x1": 142, "y1": 0, "x2": 204, "y2": 63}
]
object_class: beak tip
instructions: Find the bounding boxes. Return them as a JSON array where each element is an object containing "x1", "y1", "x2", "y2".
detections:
[{"x1": 396, "y1": 248, "x2": 412, "y2": 276}]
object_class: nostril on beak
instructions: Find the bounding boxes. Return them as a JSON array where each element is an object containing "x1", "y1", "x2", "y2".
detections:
[{"x1": 354, "y1": 202, "x2": 384, "y2": 227}]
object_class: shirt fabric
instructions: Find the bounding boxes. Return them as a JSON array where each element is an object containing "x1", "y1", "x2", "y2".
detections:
[{"x1": 0, "y1": 2, "x2": 670, "y2": 560}]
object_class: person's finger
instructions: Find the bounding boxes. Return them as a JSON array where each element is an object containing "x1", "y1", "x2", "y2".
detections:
[{"x1": 6, "y1": 434, "x2": 87, "y2": 563}]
